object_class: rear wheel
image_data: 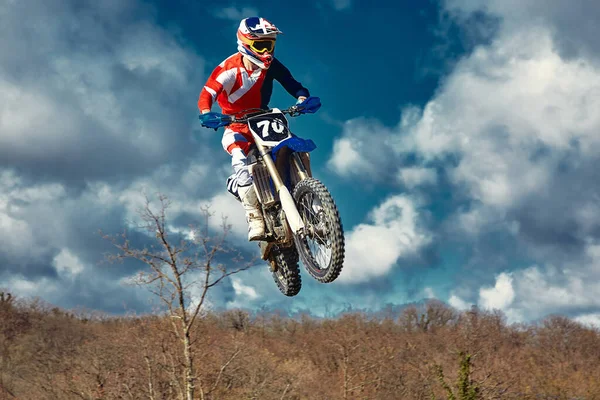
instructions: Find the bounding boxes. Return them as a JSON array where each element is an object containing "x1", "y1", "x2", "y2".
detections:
[
  {"x1": 293, "y1": 178, "x2": 345, "y2": 283},
  {"x1": 270, "y1": 245, "x2": 301, "y2": 297}
]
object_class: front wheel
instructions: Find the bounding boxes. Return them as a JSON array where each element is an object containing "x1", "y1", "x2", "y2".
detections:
[{"x1": 292, "y1": 178, "x2": 345, "y2": 283}]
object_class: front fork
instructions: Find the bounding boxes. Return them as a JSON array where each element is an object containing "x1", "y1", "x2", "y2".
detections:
[
  {"x1": 291, "y1": 152, "x2": 311, "y2": 183},
  {"x1": 254, "y1": 141, "x2": 305, "y2": 235}
]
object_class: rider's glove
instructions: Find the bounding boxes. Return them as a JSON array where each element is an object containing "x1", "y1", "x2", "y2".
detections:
[
  {"x1": 199, "y1": 112, "x2": 230, "y2": 130},
  {"x1": 295, "y1": 97, "x2": 321, "y2": 114}
]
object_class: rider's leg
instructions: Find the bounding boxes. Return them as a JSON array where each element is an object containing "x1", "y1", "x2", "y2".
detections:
[
  {"x1": 222, "y1": 127, "x2": 265, "y2": 241},
  {"x1": 231, "y1": 148, "x2": 265, "y2": 241}
]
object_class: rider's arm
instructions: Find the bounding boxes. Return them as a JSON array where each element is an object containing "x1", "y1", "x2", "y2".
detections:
[
  {"x1": 271, "y1": 58, "x2": 310, "y2": 101},
  {"x1": 198, "y1": 62, "x2": 237, "y2": 114}
]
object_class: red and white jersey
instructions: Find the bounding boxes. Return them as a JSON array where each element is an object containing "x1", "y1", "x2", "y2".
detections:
[{"x1": 198, "y1": 53, "x2": 267, "y2": 115}]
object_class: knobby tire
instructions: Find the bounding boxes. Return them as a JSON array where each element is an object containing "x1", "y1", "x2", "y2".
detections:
[
  {"x1": 293, "y1": 178, "x2": 345, "y2": 283},
  {"x1": 270, "y1": 245, "x2": 302, "y2": 297}
]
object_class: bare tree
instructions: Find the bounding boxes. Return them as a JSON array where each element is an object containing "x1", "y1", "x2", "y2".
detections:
[{"x1": 103, "y1": 194, "x2": 253, "y2": 400}]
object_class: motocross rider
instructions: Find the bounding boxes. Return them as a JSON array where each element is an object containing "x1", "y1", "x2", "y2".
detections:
[{"x1": 198, "y1": 17, "x2": 310, "y2": 241}]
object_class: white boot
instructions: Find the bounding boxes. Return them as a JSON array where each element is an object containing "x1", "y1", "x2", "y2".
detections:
[{"x1": 238, "y1": 184, "x2": 265, "y2": 241}]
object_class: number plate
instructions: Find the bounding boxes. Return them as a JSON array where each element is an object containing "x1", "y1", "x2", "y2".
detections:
[{"x1": 248, "y1": 111, "x2": 291, "y2": 143}]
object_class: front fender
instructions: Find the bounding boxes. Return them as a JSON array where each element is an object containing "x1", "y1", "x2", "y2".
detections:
[{"x1": 272, "y1": 136, "x2": 317, "y2": 162}]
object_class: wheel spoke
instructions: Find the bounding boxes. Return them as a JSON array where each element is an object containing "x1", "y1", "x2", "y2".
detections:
[{"x1": 298, "y1": 191, "x2": 332, "y2": 271}]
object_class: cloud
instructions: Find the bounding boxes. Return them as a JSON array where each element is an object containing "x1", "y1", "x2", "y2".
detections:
[
  {"x1": 339, "y1": 195, "x2": 432, "y2": 284},
  {"x1": 326, "y1": 110, "x2": 421, "y2": 185},
  {"x1": 445, "y1": 0, "x2": 600, "y2": 62},
  {"x1": 478, "y1": 272, "x2": 514, "y2": 310},
  {"x1": 424, "y1": 287, "x2": 436, "y2": 299},
  {"x1": 0, "y1": 0, "x2": 269, "y2": 313},
  {"x1": 575, "y1": 313, "x2": 600, "y2": 329},
  {"x1": 205, "y1": 192, "x2": 248, "y2": 239},
  {"x1": 0, "y1": 0, "x2": 205, "y2": 185},
  {"x1": 448, "y1": 294, "x2": 471, "y2": 311},
  {"x1": 225, "y1": 276, "x2": 261, "y2": 308},
  {"x1": 326, "y1": 0, "x2": 600, "y2": 322},
  {"x1": 3, "y1": 276, "x2": 59, "y2": 301},
  {"x1": 53, "y1": 249, "x2": 86, "y2": 278},
  {"x1": 447, "y1": 242, "x2": 600, "y2": 323},
  {"x1": 326, "y1": 118, "x2": 392, "y2": 178},
  {"x1": 332, "y1": 14, "x2": 600, "y2": 231},
  {"x1": 213, "y1": 6, "x2": 259, "y2": 21},
  {"x1": 397, "y1": 167, "x2": 438, "y2": 188},
  {"x1": 409, "y1": 29, "x2": 600, "y2": 214},
  {"x1": 0, "y1": 169, "x2": 257, "y2": 312},
  {"x1": 432, "y1": 19, "x2": 600, "y2": 320},
  {"x1": 0, "y1": 171, "x2": 68, "y2": 269},
  {"x1": 328, "y1": 136, "x2": 373, "y2": 177},
  {"x1": 422, "y1": 0, "x2": 600, "y2": 263}
]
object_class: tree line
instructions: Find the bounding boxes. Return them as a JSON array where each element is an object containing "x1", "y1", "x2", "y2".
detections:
[{"x1": 1, "y1": 292, "x2": 599, "y2": 399}]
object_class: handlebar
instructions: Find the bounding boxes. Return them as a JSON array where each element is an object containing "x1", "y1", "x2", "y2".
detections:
[{"x1": 198, "y1": 96, "x2": 321, "y2": 130}]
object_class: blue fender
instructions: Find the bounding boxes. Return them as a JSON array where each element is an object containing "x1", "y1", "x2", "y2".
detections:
[
  {"x1": 271, "y1": 136, "x2": 317, "y2": 190},
  {"x1": 271, "y1": 136, "x2": 317, "y2": 162}
]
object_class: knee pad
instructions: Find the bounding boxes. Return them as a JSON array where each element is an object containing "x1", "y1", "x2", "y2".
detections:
[
  {"x1": 231, "y1": 148, "x2": 252, "y2": 187},
  {"x1": 226, "y1": 174, "x2": 241, "y2": 202}
]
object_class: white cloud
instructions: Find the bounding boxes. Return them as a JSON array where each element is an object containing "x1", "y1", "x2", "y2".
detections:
[
  {"x1": 231, "y1": 276, "x2": 260, "y2": 300},
  {"x1": 53, "y1": 249, "x2": 86, "y2": 278},
  {"x1": 0, "y1": 213, "x2": 35, "y2": 260},
  {"x1": 328, "y1": 138, "x2": 364, "y2": 175},
  {"x1": 331, "y1": 23, "x2": 600, "y2": 220},
  {"x1": 0, "y1": 173, "x2": 67, "y2": 261},
  {"x1": 574, "y1": 313, "x2": 600, "y2": 329},
  {"x1": 511, "y1": 263, "x2": 600, "y2": 318},
  {"x1": 448, "y1": 294, "x2": 471, "y2": 311},
  {"x1": 214, "y1": 6, "x2": 259, "y2": 21},
  {"x1": 206, "y1": 192, "x2": 248, "y2": 239},
  {"x1": 452, "y1": 242, "x2": 600, "y2": 323},
  {"x1": 425, "y1": 14, "x2": 600, "y2": 322},
  {"x1": 424, "y1": 287, "x2": 436, "y2": 299},
  {"x1": 406, "y1": 27, "x2": 600, "y2": 208},
  {"x1": 339, "y1": 195, "x2": 431, "y2": 284},
  {"x1": 0, "y1": 0, "x2": 205, "y2": 182},
  {"x1": 478, "y1": 272, "x2": 514, "y2": 310},
  {"x1": 326, "y1": 113, "x2": 417, "y2": 184},
  {"x1": 5, "y1": 276, "x2": 55, "y2": 298},
  {"x1": 327, "y1": 126, "x2": 381, "y2": 178},
  {"x1": 397, "y1": 167, "x2": 437, "y2": 188},
  {"x1": 445, "y1": 0, "x2": 600, "y2": 62},
  {"x1": 327, "y1": 0, "x2": 600, "y2": 322}
]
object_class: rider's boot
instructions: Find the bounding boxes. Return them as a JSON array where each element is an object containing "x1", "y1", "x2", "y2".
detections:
[{"x1": 238, "y1": 184, "x2": 265, "y2": 241}]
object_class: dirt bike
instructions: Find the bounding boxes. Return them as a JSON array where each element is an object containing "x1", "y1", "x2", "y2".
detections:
[{"x1": 199, "y1": 97, "x2": 344, "y2": 296}]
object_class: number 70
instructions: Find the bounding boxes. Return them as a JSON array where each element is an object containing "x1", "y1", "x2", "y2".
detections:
[{"x1": 256, "y1": 120, "x2": 285, "y2": 138}]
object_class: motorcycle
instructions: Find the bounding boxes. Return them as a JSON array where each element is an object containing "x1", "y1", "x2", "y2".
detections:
[{"x1": 199, "y1": 97, "x2": 345, "y2": 296}]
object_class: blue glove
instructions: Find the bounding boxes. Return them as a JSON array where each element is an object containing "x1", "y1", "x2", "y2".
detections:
[
  {"x1": 198, "y1": 112, "x2": 231, "y2": 129},
  {"x1": 296, "y1": 96, "x2": 321, "y2": 114}
]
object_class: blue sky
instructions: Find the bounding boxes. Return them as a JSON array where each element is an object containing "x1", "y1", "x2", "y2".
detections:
[{"x1": 2, "y1": 0, "x2": 600, "y2": 327}]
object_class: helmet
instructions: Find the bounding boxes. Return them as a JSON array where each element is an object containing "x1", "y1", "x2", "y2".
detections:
[{"x1": 237, "y1": 17, "x2": 282, "y2": 69}]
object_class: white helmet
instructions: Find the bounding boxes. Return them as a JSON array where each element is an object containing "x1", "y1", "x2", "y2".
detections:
[{"x1": 237, "y1": 17, "x2": 282, "y2": 69}]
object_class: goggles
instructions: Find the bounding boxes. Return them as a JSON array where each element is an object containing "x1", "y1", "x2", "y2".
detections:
[{"x1": 248, "y1": 39, "x2": 276, "y2": 54}]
